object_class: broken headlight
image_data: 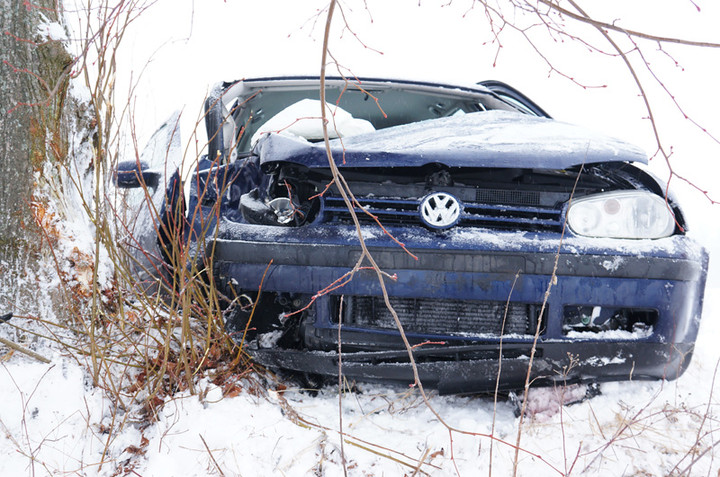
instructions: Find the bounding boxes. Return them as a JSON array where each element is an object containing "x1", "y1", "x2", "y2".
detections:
[
  {"x1": 240, "y1": 188, "x2": 317, "y2": 226},
  {"x1": 267, "y1": 197, "x2": 296, "y2": 224}
]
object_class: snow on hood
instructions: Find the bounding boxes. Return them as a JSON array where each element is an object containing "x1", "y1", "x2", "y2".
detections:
[{"x1": 256, "y1": 110, "x2": 648, "y2": 170}]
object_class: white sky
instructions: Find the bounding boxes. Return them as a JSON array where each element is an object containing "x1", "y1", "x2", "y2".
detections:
[{"x1": 114, "y1": 3, "x2": 718, "y2": 160}]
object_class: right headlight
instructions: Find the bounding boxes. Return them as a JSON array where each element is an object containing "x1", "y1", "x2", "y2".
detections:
[{"x1": 567, "y1": 190, "x2": 675, "y2": 239}]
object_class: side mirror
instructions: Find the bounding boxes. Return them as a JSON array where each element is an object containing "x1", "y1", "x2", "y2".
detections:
[{"x1": 115, "y1": 161, "x2": 160, "y2": 189}]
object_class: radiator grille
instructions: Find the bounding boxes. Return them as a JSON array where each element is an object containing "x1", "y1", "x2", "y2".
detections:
[
  {"x1": 322, "y1": 195, "x2": 562, "y2": 231},
  {"x1": 476, "y1": 188, "x2": 540, "y2": 206},
  {"x1": 334, "y1": 296, "x2": 545, "y2": 337}
]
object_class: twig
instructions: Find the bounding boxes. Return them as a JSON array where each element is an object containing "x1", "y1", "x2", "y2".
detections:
[
  {"x1": 513, "y1": 163, "x2": 584, "y2": 476},
  {"x1": 199, "y1": 434, "x2": 225, "y2": 476},
  {"x1": 344, "y1": 439, "x2": 431, "y2": 475},
  {"x1": 490, "y1": 270, "x2": 521, "y2": 477},
  {"x1": 538, "y1": 0, "x2": 720, "y2": 48},
  {"x1": 336, "y1": 294, "x2": 348, "y2": 476},
  {"x1": 0, "y1": 336, "x2": 51, "y2": 364},
  {"x1": 320, "y1": 3, "x2": 565, "y2": 476},
  {"x1": 668, "y1": 356, "x2": 720, "y2": 475},
  {"x1": 322, "y1": 7, "x2": 348, "y2": 475},
  {"x1": 410, "y1": 448, "x2": 432, "y2": 477}
]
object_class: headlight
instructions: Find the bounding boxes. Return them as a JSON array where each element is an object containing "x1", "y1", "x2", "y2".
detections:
[
  {"x1": 267, "y1": 197, "x2": 295, "y2": 224},
  {"x1": 567, "y1": 191, "x2": 675, "y2": 239}
]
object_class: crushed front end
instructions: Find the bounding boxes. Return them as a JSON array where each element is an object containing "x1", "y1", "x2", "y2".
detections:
[
  {"x1": 209, "y1": 159, "x2": 708, "y2": 394},
  {"x1": 191, "y1": 77, "x2": 708, "y2": 394}
]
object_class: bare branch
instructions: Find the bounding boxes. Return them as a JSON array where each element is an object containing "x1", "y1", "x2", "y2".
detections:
[{"x1": 538, "y1": 0, "x2": 720, "y2": 48}]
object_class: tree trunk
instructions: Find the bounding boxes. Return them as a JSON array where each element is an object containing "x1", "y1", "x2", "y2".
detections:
[{"x1": 0, "y1": 1, "x2": 72, "y2": 316}]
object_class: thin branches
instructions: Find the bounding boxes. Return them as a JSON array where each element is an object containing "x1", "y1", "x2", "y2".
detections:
[
  {"x1": 318, "y1": 3, "x2": 565, "y2": 475},
  {"x1": 538, "y1": 0, "x2": 720, "y2": 48}
]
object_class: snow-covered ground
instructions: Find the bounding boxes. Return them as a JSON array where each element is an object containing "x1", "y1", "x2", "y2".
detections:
[
  {"x1": 1, "y1": 1, "x2": 719, "y2": 475},
  {"x1": 1, "y1": 293, "x2": 718, "y2": 475}
]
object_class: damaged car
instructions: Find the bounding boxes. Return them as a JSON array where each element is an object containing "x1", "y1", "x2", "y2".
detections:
[{"x1": 117, "y1": 76, "x2": 709, "y2": 394}]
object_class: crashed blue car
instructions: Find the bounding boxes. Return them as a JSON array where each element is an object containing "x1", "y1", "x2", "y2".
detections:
[{"x1": 118, "y1": 77, "x2": 709, "y2": 394}]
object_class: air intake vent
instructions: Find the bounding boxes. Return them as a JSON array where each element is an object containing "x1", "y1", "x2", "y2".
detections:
[
  {"x1": 334, "y1": 296, "x2": 545, "y2": 337},
  {"x1": 476, "y1": 188, "x2": 540, "y2": 206}
]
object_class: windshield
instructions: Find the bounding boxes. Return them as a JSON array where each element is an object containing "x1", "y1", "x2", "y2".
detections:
[{"x1": 224, "y1": 80, "x2": 523, "y2": 154}]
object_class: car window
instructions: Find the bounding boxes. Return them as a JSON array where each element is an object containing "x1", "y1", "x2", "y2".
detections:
[{"x1": 229, "y1": 83, "x2": 521, "y2": 153}]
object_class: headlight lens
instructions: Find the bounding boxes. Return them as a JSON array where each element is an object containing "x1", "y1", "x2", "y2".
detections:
[{"x1": 567, "y1": 191, "x2": 675, "y2": 239}]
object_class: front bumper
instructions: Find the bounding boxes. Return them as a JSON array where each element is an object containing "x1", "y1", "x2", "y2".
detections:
[
  {"x1": 251, "y1": 342, "x2": 695, "y2": 394},
  {"x1": 214, "y1": 222, "x2": 708, "y2": 392}
]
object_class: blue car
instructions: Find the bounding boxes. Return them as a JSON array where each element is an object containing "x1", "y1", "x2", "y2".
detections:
[{"x1": 118, "y1": 77, "x2": 709, "y2": 394}]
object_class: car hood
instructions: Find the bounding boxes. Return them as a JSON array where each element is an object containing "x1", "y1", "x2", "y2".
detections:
[{"x1": 255, "y1": 110, "x2": 647, "y2": 170}]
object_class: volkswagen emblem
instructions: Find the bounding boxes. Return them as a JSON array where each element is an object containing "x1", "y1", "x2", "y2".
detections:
[{"x1": 419, "y1": 192, "x2": 461, "y2": 229}]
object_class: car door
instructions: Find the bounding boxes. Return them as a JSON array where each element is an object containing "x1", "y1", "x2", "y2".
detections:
[{"x1": 115, "y1": 112, "x2": 183, "y2": 294}]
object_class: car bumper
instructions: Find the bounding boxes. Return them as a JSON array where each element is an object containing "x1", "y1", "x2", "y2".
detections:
[
  {"x1": 251, "y1": 342, "x2": 695, "y2": 394},
  {"x1": 213, "y1": 222, "x2": 708, "y2": 392}
]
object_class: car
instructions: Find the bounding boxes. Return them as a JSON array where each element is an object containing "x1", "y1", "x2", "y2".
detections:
[{"x1": 117, "y1": 76, "x2": 709, "y2": 394}]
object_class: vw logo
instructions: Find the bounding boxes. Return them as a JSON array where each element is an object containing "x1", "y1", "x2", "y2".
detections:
[{"x1": 419, "y1": 192, "x2": 461, "y2": 229}]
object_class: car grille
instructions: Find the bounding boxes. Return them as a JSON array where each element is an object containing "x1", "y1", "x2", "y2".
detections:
[
  {"x1": 476, "y1": 188, "x2": 540, "y2": 206},
  {"x1": 334, "y1": 295, "x2": 545, "y2": 337},
  {"x1": 322, "y1": 191, "x2": 563, "y2": 231}
]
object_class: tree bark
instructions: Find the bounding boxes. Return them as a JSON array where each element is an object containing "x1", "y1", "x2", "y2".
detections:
[{"x1": 0, "y1": 1, "x2": 72, "y2": 315}]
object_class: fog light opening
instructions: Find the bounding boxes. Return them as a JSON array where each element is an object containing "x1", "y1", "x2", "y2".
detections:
[{"x1": 563, "y1": 306, "x2": 658, "y2": 335}]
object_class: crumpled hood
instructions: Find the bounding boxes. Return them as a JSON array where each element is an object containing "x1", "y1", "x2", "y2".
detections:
[{"x1": 256, "y1": 110, "x2": 647, "y2": 170}]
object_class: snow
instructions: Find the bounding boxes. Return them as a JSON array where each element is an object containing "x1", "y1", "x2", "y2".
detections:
[
  {"x1": 582, "y1": 355, "x2": 627, "y2": 367},
  {"x1": 0, "y1": 359, "x2": 109, "y2": 475},
  {"x1": 334, "y1": 110, "x2": 647, "y2": 162},
  {"x1": 3, "y1": 332, "x2": 719, "y2": 475},
  {"x1": 2, "y1": 1, "x2": 719, "y2": 476},
  {"x1": 250, "y1": 99, "x2": 375, "y2": 146},
  {"x1": 37, "y1": 19, "x2": 67, "y2": 42},
  {"x1": 564, "y1": 327, "x2": 654, "y2": 340},
  {"x1": 601, "y1": 257, "x2": 624, "y2": 272},
  {"x1": 258, "y1": 110, "x2": 648, "y2": 170}
]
